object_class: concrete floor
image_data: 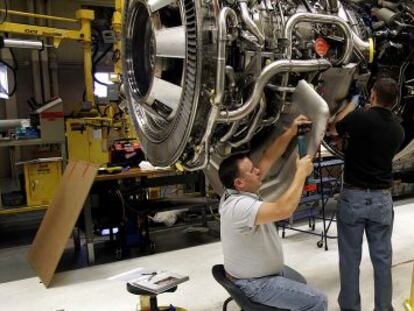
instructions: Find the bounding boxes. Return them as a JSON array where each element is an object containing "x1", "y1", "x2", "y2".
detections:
[{"x1": 1, "y1": 198, "x2": 414, "y2": 311}]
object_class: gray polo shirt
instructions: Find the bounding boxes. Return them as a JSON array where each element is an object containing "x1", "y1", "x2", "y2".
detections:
[{"x1": 219, "y1": 189, "x2": 284, "y2": 279}]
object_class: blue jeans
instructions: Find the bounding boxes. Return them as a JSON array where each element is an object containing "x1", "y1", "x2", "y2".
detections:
[
  {"x1": 233, "y1": 267, "x2": 327, "y2": 311},
  {"x1": 337, "y1": 188, "x2": 394, "y2": 311}
]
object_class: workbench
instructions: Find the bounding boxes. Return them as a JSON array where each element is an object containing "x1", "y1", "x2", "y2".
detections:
[{"x1": 79, "y1": 167, "x2": 214, "y2": 264}]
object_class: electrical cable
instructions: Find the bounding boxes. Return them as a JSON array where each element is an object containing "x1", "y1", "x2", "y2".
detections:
[
  {"x1": 93, "y1": 44, "x2": 113, "y2": 86},
  {"x1": 0, "y1": 0, "x2": 8, "y2": 24}
]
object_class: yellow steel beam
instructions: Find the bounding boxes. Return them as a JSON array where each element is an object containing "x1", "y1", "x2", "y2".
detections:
[
  {"x1": 0, "y1": 9, "x2": 96, "y2": 108},
  {"x1": 0, "y1": 9, "x2": 78, "y2": 23},
  {"x1": 0, "y1": 22, "x2": 84, "y2": 47},
  {"x1": 112, "y1": 0, "x2": 123, "y2": 79},
  {"x1": 76, "y1": 10, "x2": 95, "y2": 105},
  {"x1": 0, "y1": 10, "x2": 95, "y2": 47}
]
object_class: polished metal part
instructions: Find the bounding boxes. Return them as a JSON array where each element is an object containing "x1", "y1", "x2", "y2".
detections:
[
  {"x1": 217, "y1": 59, "x2": 332, "y2": 122},
  {"x1": 283, "y1": 13, "x2": 354, "y2": 64},
  {"x1": 155, "y1": 26, "x2": 185, "y2": 59},
  {"x1": 3, "y1": 38, "x2": 44, "y2": 50},
  {"x1": 147, "y1": 0, "x2": 175, "y2": 13},
  {"x1": 238, "y1": 0, "x2": 265, "y2": 46}
]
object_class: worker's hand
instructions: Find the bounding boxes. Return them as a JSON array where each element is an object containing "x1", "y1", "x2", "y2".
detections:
[
  {"x1": 296, "y1": 154, "x2": 314, "y2": 177},
  {"x1": 288, "y1": 115, "x2": 312, "y2": 137}
]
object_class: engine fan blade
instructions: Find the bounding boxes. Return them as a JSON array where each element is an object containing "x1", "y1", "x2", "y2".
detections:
[
  {"x1": 148, "y1": 77, "x2": 182, "y2": 117},
  {"x1": 148, "y1": 0, "x2": 176, "y2": 13},
  {"x1": 155, "y1": 26, "x2": 186, "y2": 59}
]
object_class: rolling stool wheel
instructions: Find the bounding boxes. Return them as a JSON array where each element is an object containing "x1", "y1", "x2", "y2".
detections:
[{"x1": 126, "y1": 283, "x2": 187, "y2": 311}]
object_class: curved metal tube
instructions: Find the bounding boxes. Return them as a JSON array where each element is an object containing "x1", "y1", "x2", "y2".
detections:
[
  {"x1": 220, "y1": 121, "x2": 239, "y2": 143},
  {"x1": 185, "y1": 7, "x2": 239, "y2": 171},
  {"x1": 238, "y1": 0, "x2": 265, "y2": 46},
  {"x1": 229, "y1": 98, "x2": 266, "y2": 148},
  {"x1": 225, "y1": 66, "x2": 237, "y2": 90},
  {"x1": 217, "y1": 59, "x2": 332, "y2": 123},
  {"x1": 352, "y1": 32, "x2": 371, "y2": 54},
  {"x1": 283, "y1": 13, "x2": 353, "y2": 64},
  {"x1": 213, "y1": 7, "x2": 239, "y2": 106}
]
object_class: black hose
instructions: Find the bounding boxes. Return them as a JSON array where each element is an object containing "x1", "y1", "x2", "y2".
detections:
[
  {"x1": 0, "y1": 0, "x2": 7, "y2": 24},
  {"x1": 301, "y1": 0, "x2": 313, "y2": 13},
  {"x1": 38, "y1": 50, "x2": 45, "y2": 103},
  {"x1": 93, "y1": 44, "x2": 113, "y2": 86}
]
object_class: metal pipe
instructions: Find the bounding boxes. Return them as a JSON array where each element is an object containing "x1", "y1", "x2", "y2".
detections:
[
  {"x1": 2, "y1": 38, "x2": 44, "y2": 50},
  {"x1": 301, "y1": 0, "x2": 314, "y2": 13},
  {"x1": 283, "y1": 13, "x2": 353, "y2": 64},
  {"x1": 352, "y1": 32, "x2": 372, "y2": 53},
  {"x1": 0, "y1": 119, "x2": 30, "y2": 129},
  {"x1": 378, "y1": 0, "x2": 399, "y2": 10},
  {"x1": 238, "y1": 0, "x2": 265, "y2": 46},
  {"x1": 225, "y1": 66, "x2": 236, "y2": 90},
  {"x1": 185, "y1": 105, "x2": 220, "y2": 171},
  {"x1": 217, "y1": 59, "x2": 332, "y2": 122},
  {"x1": 229, "y1": 97, "x2": 266, "y2": 148},
  {"x1": 277, "y1": 1, "x2": 285, "y2": 28},
  {"x1": 220, "y1": 121, "x2": 239, "y2": 143},
  {"x1": 266, "y1": 84, "x2": 296, "y2": 92},
  {"x1": 213, "y1": 7, "x2": 238, "y2": 106}
]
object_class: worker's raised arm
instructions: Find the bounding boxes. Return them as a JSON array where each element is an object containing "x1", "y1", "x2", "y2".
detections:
[
  {"x1": 327, "y1": 95, "x2": 360, "y2": 136},
  {"x1": 255, "y1": 155, "x2": 313, "y2": 225},
  {"x1": 257, "y1": 115, "x2": 311, "y2": 180}
]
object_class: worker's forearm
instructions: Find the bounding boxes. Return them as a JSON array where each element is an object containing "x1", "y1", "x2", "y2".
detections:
[
  {"x1": 275, "y1": 170, "x2": 307, "y2": 219},
  {"x1": 335, "y1": 101, "x2": 356, "y2": 123},
  {"x1": 263, "y1": 128, "x2": 295, "y2": 161},
  {"x1": 255, "y1": 169, "x2": 309, "y2": 225}
]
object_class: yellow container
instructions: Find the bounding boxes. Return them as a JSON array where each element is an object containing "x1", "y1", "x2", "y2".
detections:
[
  {"x1": 66, "y1": 118, "x2": 110, "y2": 165},
  {"x1": 24, "y1": 160, "x2": 62, "y2": 206}
]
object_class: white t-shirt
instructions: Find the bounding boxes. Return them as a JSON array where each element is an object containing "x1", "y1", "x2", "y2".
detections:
[{"x1": 219, "y1": 189, "x2": 284, "y2": 279}]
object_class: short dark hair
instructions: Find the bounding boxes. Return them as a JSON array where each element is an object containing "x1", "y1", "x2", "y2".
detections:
[
  {"x1": 373, "y1": 77, "x2": 398, "y2": 108},
  {"x1": 218, "y1": 152, "x2": 250, "y2": 189}
]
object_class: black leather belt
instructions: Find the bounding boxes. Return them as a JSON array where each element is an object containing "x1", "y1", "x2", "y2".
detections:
[{"x1": 343, "y1": 184, "x2": 391, "y2": 192}]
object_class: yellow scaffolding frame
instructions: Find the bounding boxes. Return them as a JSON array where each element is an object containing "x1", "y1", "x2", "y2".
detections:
[{"x1": 0, "y1": 8, "x2": 96, "y2": 107}]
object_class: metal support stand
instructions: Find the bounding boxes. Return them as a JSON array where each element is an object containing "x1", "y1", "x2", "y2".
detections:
[
  {"x1": 83, "y1": 196, "x2": 95, "y2": 264},
  {"x1": 279, "y1": 150, "x2": 343, "y2": 250}
]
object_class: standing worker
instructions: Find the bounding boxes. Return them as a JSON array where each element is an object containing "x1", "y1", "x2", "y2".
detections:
[
  {"x1": 330, "y1": 77, "x2": 405, "y2": 311},
  {"x1": 218, "y1": 115, "x2": 327, "y2": 310}
]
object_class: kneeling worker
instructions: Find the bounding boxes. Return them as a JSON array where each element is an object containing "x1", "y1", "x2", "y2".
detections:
[{"x1": 218, "y1": 115, "x2": 328, "y2": 310}]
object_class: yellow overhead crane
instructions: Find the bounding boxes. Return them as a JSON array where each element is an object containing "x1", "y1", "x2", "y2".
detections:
[
  {"x1": 0, "y1": 2, "x2": 136, "y2": 165},
  {"x1": 0, "y1": 7, "x2": 96, "y2": 108}
]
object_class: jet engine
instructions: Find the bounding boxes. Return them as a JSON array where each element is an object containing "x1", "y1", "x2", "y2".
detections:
[{"x1": 122, "y1": 0, "x2": 414, "y2": 198}]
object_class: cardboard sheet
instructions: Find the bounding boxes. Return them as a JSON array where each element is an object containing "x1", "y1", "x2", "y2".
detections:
[{"x1": 28, "y1": 160, "x2": 98, "y2": 287}]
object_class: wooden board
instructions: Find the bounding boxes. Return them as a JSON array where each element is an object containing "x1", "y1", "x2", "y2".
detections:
[{"x1": 28, "y1": 160, "x2": 98, "y2": 287}]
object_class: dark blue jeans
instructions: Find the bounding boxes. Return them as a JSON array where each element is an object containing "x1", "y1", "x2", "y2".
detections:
[
  {"x1": 233, "y1": 267, "x2": 327, "y2": 311},
  {"x1": 337, "y1": 188, "x2": 394, "y2": 311}
]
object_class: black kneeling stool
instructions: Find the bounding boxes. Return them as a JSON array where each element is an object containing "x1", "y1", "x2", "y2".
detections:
[
  {"x1": 127, "y1": 283, "x2": 180, "y2": 311},
  {"x1": 212, "y1": 264, "x2": 306, "y2": 311}
]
